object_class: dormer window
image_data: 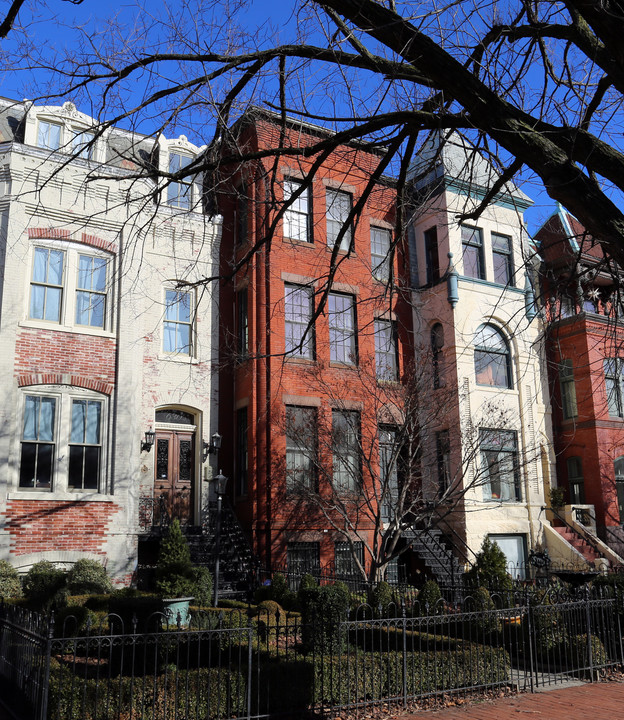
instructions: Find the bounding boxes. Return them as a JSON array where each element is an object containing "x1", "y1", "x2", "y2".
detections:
[
  {"x1": 73, "y1": 130, "x2": 95, "y2": 160},
  {"x1": 37, "y1": 121, "x2": 61, "y2": 151},
  {"x1": 168, "y1": 152, "x2": 193, "y2": 209}
]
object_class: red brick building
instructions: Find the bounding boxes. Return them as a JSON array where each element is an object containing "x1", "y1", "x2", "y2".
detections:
[
  {"x1": 217, "y1": 111, "x2": 414, "y2": 578},
  {"x1": 537, "y1": 206, "x2": 624, "y2": 556}
]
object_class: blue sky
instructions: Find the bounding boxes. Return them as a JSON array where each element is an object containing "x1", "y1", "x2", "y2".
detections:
[{"x1": 0, "y1": 0, "x2": 557, "y2": 234}]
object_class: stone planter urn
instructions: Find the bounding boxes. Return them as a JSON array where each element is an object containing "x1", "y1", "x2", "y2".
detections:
[{"x1": 161, "y1": 597, "x2": 193, "y2": 626}]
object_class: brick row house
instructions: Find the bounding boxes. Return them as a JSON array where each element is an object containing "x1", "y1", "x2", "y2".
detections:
[
  {"x1": 0, "y1": 99, "x2": 221, "y2": 583},
  {"x1": 536, "y1": 207, "x2": 624, "y2": 559},
  {"x1": 1, "y1": 99, "x2": 623, "y2": 587}
]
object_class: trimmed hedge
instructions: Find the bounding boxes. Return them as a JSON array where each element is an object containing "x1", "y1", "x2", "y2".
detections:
[
  {"x1": 48, "y1": 660, "x2": 246, "y2": 720},
  {"x1": 260, "y1": 645, "x2": 511, "y2": 710},
  {"x1": 0, "y1": 560, "x2": 22, "y2": 599}
]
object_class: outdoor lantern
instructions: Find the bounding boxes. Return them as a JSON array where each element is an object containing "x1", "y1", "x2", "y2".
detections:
[
  {"x1": 142, "y1": 428, "x2": 156, "y2": 452},
  {"x1": 214, "y1": 471, "x2": 228, "y2": 497},
  {"x1": 202, "y1": 431, "x2": 223, "y2": 461}
]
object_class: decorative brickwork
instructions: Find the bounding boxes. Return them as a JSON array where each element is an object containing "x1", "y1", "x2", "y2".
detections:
[
  {"x1": 26, "y1": 227, "x2": 117, "y2": 254},
  {"x1": 5, "y1": 500, "x2": 120, "y2": 556},
  {"x1": 15, "y1": 328, "x2": 116, "y2": 388}
]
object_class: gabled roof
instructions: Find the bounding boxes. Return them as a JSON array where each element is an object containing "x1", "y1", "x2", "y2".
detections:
[
  {"x1": 535, "y1": 204, "x2": 605, "y2": 269},
  {"x1": 408, "y1": 130, "x2": 533, "y2": 210}
]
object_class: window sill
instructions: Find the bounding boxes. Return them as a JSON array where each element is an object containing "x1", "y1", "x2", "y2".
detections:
[
  {"x1": 329, "y1": 362, "x2": 357, "y2": 369},
  {"x1": 157, "y1": 353, "x2": 201, "y2": 365},
  {"x1": 475, "y1": 383, "x2": 516, "y2": 393},
  {"x1": 8, "y1": 491, "x2": 114, "y2": 501},
  {"x1": 284, "y1": 355, "x2": 316, "y2": 365},
  {"x1": 282, "y1": 237, "x2": 314, "y2": 247},
  {"x1": 19, "y1": 320, "x2": 115, "y2": 339}
]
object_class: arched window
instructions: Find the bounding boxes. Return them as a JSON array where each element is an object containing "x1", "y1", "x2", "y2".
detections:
[
  {"x1": 431, "y1": 323, "x2": 444, "y2": 388},
  {"x1": 474, "y1": 324, "x2": 512, "y2": 388}
]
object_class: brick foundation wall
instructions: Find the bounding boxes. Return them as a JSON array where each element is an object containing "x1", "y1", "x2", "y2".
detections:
[{"x1": 5, "y1": 500, "x2": 120, "y2": 556}]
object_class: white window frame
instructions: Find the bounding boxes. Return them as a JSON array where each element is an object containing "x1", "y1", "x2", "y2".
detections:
[
  {"x1": 167, "y1": 151, "x2": 194, "y2": 209},
  {"x1": 163, "y1": 288, "x2": 195, "y2": 356},
  {"x1": 371, "y1": 226, "x2": 391, "y2": 282},
  {"x1": 332, "y1": 409, "x2": 361, "y2": 494},
  {"x1": 480, "y1": 429, "x2": 521, "y2": 502},
  {"x1": 284, "y1": 284, "x2": 314, "y2": 359},
  {"x1": 16, "y1": 387, "x2": 108, "y2": 494},
  {"x1": 326, "y1": 188, "x2": 352, "y2": 251},
  {"x1": 283, "y1": 179, "x2": 311, "y2": 242},
  {"x1": 25, "y1": 241, "x2": 114, "y2": 336},
  {"x1": 285, "y1": 405, "x2": 317, "y2": 494},
  {"x1": 374, "y1": 319, "x2": 398, "y2": 381},
  {"x1": 328, "y1": 292, "x2": 356, "y2": 364}
]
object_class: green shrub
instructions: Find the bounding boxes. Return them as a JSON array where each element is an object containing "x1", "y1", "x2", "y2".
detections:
[
  {"x1": 255, "y1": 572, "x2": 298, "y2": 609},
  {"x1": 155, "y1": 520, "x2": 196, "y2": 598},
  {"x1": 48, "y1": 660, "x2": 246, "y2": 720},
  {"x1": 300, "y1": 583, "x2": 350, "y2": 653},
  {"x1": 23, "y1": 561, "x2": 67, "y2": 611},
  {"x1": 53, "y1": 605, "x2": 101, "y2": 637},
  {"x1": 300, "y1": 573, "x2": 318, "y2": 591},
  {"x1": 108, "y1": 589, "x2": 163, "y2": 632},
  {"x1": 418, "y1": 580, "x2": 442, "y2": 614},
  {"x1": 256, "y1": 599, "x2": 284, "y2": 618},
  {"x1": 67, "y1": 559, "x2": 113, "y2": 595},
  {"x1": 191, "y1": 566, "x2": 213, "y2": 606},
  {"x1": 369, "y1": 580, "x2": 394, "y2": 615},
  {"x1": 469, "y1": 586, "x2": 500, "y2": 635},
  {"x1": 465, "y1": 538, "x2": 512, "y2": 591},
  {"x1": 567, "y1": 633, "x2": 608, "y2": 669},
  {"x1": 0, "y1": 560, "x2": 22, "y2": 599}
]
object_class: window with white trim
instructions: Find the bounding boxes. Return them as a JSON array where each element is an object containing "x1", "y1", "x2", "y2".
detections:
[
  {"x1": 371, "y1": 227, "x2": 391, "y2": 282},
  {"x1": 375, "y1": 319, "x2": 397, "y2": 380},
  {"x1": 559, "y1": 359, "x2": 578, "y2": 419},
  {"x1": 604, "y1": 358, "x2": 624, "y2": 418},
  {"x1": 285, "y1": 284, "x2": 314, "y2": 358},
  {"x1": 480, "y1": 429, "x2": 521, "y2": 502},
  {"x1": 28, "y1": 244, "x2": 112, "y2": 331},
  {"x1": 73, "y1": 130, "x2": 95, "y2": 160},
  {"x1": 37, "y1": 120, "x2": 61, "y2": 150},
  {"x1": 332, "y1": 409, "x2": 360, "y2": 493},
  {"x1": 167, "y1": 152, "x2": 193, "y2": 209},
  {"x1": 19, "y1": 389, "x2": 106, "y2": 492},
  {"x1": 326, "y1": 188, "x2": 352, "y2": 251},
  {"x1": 286, "y1": 406, "x2": 317, "y2": 494},
  {"x1": 163, "y1": 289, "x2": 194, "y2": 355},
  {"x1": 283, "y1": 179, "x2": 311, "y2": 242},
  {"x1": 328, "y1": 293, "x2": 356, "y2": 364}
]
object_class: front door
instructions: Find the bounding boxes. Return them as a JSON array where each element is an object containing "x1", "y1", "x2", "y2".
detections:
[{"x1": 155, "y1": 430, "x2": 194, "y2": 525}]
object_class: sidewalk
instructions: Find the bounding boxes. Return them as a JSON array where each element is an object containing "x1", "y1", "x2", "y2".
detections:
[{"x1": 388, "y1": 680, "x2": 624, "y2": 720}]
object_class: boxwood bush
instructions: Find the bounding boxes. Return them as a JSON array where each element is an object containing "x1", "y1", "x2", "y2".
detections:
[
  {"x1": 66, "y1": 559, "x2": 112, "y2": 595},
  {"x1": 300, "y1": 583, "x2": 350, "y2": 653},
  {"x1": 48, "y1": 660, "x2": 246, "y2": 720},
  {"x1": 23, "y1": 561, "x2": 67, "y2": 611},
  {"x1": 0, "y1": 559, "x2": 22, "y2": 599}
]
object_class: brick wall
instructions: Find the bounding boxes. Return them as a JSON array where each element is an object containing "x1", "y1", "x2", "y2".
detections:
[{"x1": 5, "y1": 500, "x2": 120, "y2": 555}]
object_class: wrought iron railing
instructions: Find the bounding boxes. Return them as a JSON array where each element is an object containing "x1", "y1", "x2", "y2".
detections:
[{"x1": 1, "y1": 586, "x2": 622, "y2": 720}]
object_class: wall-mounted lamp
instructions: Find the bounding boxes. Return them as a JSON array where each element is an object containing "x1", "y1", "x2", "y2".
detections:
[
  {"x1": 142, "y1": 428, "x2": 156, "y2": 452},
  {"x1": 202, "y1": 431, "x2": 222, "y2": 462}
]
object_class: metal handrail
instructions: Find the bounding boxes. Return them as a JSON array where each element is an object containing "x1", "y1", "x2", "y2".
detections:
[{"x1": 550, "y1": 506, "x2": 605, "y2": 562}]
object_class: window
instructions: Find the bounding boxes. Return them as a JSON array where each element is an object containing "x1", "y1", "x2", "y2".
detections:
[
  {"x1": 164, "y1": 290, "x2": 193, "y2": 355},
  {"x1": 73, "y1": 130, "x2": 95, "y2": 160},
  {"x1": 379, "y1": 426, "x2": 399, "y2": 523},
  {"x1": 474, "y1": 324, "x2": 512, "y2": 388},
  {"x1": 68, "y1": 399, "x2": 102, "y2": 490},
  {"x1": 332, "y1": 410, "x2": 360, "y2": 493},
  {"x1": 29, "y1": 247, "x2": 65, "y2": 322},
  {"x1": 480, "y1": 429, "x2": 521, "y2": 502},
  {"x1": 287, "y1": 542, "x2": 320, "y2": 576},
  {"x1": 328, "y1": 293, "x2": 356, "y2": 364},
  {"x1": 284, "y1": 284, "x2": 314, "y2": 358},
  {"x1": 461, "y1": 225, "x2": 484, "y2": 279},
  {"x1": 371, "y1": 226, "x2": 391, "y2": 282},
  {"x1": 20, "y1": 395, "x2": 56, "y2": 489},
  {"x1": 37, "y1": 120, "x2": 61, "y2": 150},
  {"x1": 604, "y1": 359, "x2": 624, "y2": 418},
  {"x1": 236, "y1": 407, "x2": 248, "y2": 496},
  {"x1": 326, "y1": 188, "x2": 352, "y2": 251},
  {"x1": 167, "y1": 152, "x2": 193, "y2": 209},
  {"x1": 76, "y1": 255, "x2": 107, "y2": 328},
  {"x1": 567, "y1": 456, "x2": 585, "y2": 504},
  {"x1": 424, "y1": 227, "x2": 440, "y2": 284},
  {"x1": 492, "y1": 233, "x2": 513, "y2": 286},
  {"x1": 335, "y1": 542, "x2": 364, "y2": 578},
  {"x1": 283, "y1": 179, "x2": 310, "y2": 242},
  {"x1": 437, "y1": 430, "x2": 451, "y2": 494},
  {"x1": 431, "y1": 323, "x2": 444, "y2": 388},
  {"x1": 285, "y1": 406, "x2": 317, "y2": 493},
  {"x1": 28, "y1": 244, "x2": 111, "y2": 331},
  {"x1": 236, "y1": 184, "x2": 248, "y2": 245},
  {"x1": 559, "y1": 360, "x2": 578, "y2": 419},
  {"x1": 375, "y1": 319, "x2": 398, "y2": 381},
  {"x1": 237, "y1": 288, "x2": 248, "y2": 358},
  {"x1": 19, "y1": 390, "x2": 106, "y2": 492},
  {"x1": 488, "y1": 535, "x2": 526, "y2": 580}
]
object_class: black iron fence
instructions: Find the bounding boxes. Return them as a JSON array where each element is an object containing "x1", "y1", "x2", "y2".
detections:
[{"x1": 1, "y1": 589, "x2": 623, "y2": 720}]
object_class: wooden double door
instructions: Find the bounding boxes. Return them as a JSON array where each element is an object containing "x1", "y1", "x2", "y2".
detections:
[{"x1": 155, "y1": 429, "x2": 195, "y2": 524}]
